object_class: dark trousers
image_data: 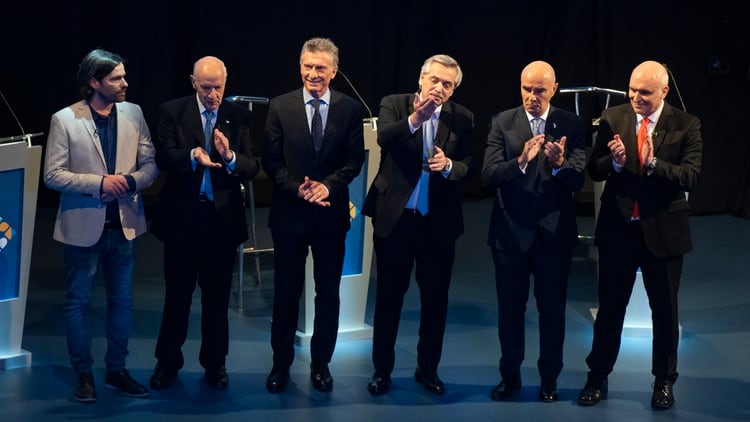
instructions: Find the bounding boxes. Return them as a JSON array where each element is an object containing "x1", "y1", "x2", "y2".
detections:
[
  {"x1": 154, "y1": 202, "x2": 237, "y2": 371},
  {"x1": 269, "y1": 220, "x2": 347, "y2": 369},
  {"x1": 491, "y1": 228, "x2": 571, "y2": 383},
  {"x1": 586, "y1": 221, "x2": 682, "y2": 383},
  {"x1": 371, "y1": 210, "x2": 455, "y2": 377}
]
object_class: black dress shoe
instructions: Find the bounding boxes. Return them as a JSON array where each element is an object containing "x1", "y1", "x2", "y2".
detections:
[
  {"x1": 367, "y1": 374, "x2": 391, "y2": 396},
  {"x1": 105, "y1": 368, "x2": 149, "y2": 398},
  {"x1": 149, "y1": 365, "x2": 177, "y2": 390},
  {"x1": 651, "y1": 379, "x2": 674, "y2": 410},
  {"x1": 265, "y1": 366, "x2": 290, "y2": 393},
  {"x1": 490, "y1": 377, "x2": 521, "y2": 401},
  {"x1": 539, "y1": 380, "x2": 559, "y2": 402},
  {"x1": 578, "y1": 377, "x2": 608, "y2": 406},
  {"x1": 311, "y1": 363, "x2": 333, "y2": 392},
  {"x1": 414, "y1": 368, "x2": 445, "y2": 395},
  {"x1": 205, "y1": 366, "x2": 229, "y2": 390}
]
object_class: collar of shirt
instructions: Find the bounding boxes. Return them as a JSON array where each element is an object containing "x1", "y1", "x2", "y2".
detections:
[
  {"x1": 638, "y1": 101, "x2": 665, "y2": 127},
  {"x1": 90, "y1": 104, "x2": 115, "y2": 121},
  {"x1": 196, "y1": 94, "x2": 218, "y2": 125},
  {"x1": 303, "y1": 89, "x2": 332, "y2": 106},
  {"x1": 525, "y1": 107, "x2": 549, "y2": 124}
]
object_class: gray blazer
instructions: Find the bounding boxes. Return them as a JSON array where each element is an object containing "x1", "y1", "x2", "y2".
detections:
[{"x1": 43, "y1": 100, "x2": 158, "y2": 247}]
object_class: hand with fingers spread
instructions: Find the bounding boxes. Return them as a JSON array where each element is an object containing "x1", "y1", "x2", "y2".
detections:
[{"x1": 543, "y1": 136, "x2": 567, "y2": 168}]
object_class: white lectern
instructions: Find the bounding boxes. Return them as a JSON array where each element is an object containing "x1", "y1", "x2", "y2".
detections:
[
  {"x1": 295, "y1": 118, "x2": 379, "y2": 345},
  {"x1": 0, "y1": 137, "x2": 42, "y2": 369}
]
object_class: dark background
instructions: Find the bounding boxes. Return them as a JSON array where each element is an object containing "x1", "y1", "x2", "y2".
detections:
[{"x1": 2, "y1": 0, "x2": 748, "y2": 216}]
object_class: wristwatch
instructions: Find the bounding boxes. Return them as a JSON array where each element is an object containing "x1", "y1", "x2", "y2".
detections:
[{"x1": 646, "y1": 157, "x2": 657, "y2": 170}]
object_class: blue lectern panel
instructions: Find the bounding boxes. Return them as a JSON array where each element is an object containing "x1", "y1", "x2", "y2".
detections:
[
  {"x1": 342, "y1": 151, "x2": 368, "y2": 276},
  {"x1": 0, "y1": 168, "x2": 23, "y2": 301}
]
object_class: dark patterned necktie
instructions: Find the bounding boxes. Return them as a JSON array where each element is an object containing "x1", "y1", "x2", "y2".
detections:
[{"x1": 311, "y1": 99, "x2": 323, "y2": 151}]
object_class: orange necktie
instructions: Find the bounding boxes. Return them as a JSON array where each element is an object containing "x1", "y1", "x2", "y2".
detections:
[{"x1": 632, "y1": 117, "x2": 649, "y2": 219}]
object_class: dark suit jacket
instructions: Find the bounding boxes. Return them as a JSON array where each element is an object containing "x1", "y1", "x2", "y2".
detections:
[
  {"x1": 587, "y1": 102, "x2": 702, "y2": 257},
  {"x1": 150, "y1": 95, "x2": 259, "y2": 246},
  {"x1": 262, "y1": 88, "x2": 365, "y2": 236},
  {"x1": 362, "y1": 93, "x2": 474, "y2": 244},
  {"x1": 482, "y1": 105, "x2": 586, "y2": 254}
]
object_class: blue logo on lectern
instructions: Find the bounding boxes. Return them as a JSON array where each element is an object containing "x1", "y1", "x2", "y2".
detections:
[
  {"x1": 0, "y1": 216, "x2": 14, "y2": 252},
  {"x1": 342, "y1": 154, "x2": 367, "y2": 276},
  {"x1": 0, "y1": 168, "x2": 23, "y2": 300}
]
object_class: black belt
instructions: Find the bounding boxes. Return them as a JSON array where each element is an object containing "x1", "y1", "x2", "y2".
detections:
[{"x1": 199, "y1": 192, "x2": 210, "y2": 202}]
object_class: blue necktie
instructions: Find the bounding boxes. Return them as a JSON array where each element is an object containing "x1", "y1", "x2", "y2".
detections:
[
  {"x1": 531, "y1": 117, "x2": 543, "y2": 135},
  {"x1": 416, "y1": 115, "x2": 435, "y2": 215},
  {"x1": 200, "y1": 110, "x2": 215, "y2": 201}
]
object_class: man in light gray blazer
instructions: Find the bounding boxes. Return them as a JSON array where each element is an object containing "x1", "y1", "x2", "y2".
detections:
[{"x1": 43, "y1": 49, "x2": 158, "y2": 403}]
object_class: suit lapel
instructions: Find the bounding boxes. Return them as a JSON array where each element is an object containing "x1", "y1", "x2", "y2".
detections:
[
  {"x1": 434, "y1": 101, "x2": 451, "y2": 148},
  {"x1": 620, "y1": 109, "x2": 640, "y2": 169},
  {"x1": 546, "y1": 107, "x2": 559, "y2": 138},
  {"x1": 318, "y1": 91, "x2": 334, "y2": 155},
  {"x1": 114, "y1": 104, "x2": 128, "y2": 173},
  {"x1": 76, "y1": 101, "x2": 107, "y2": 168},
  {"x1": 183, "y1": 97, "x2": 204, "y2": 149},
  {"x1": 652, "y1": 103, "x2": 673, "y2": 154},
  {"x1": 514, "y1": 107, "x2": 533, "y2": 139},
  {"x1": 408, "y1": 100, "x2": 424, "y2": 154}
]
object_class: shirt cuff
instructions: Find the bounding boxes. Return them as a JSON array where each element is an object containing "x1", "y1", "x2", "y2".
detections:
[{"x1": 223, "y1": 150, "x2": 236, "y2": 172}]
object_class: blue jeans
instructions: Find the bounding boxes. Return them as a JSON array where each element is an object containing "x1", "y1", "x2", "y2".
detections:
[{"x1": 63, "y1": 228, "x2": 135, "y2": 374}]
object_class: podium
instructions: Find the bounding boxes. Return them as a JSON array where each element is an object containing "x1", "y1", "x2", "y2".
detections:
[
  {"x1": 295, "y1": 118, "x2": 379, "y2": 345},
  {"x1": 0, "y1": 137, "x2": 43, "y2": 369}
]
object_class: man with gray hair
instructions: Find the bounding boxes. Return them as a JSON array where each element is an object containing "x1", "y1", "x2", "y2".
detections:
[
  {"x1": 263, "y1": 37, "x2": 365, "y2": 394},
  {"x1": 149, "y1": 55, "x2": 259, "y2": 391},
  {"x1": 362, "y1": 54, "x2": 474, "y2": 396}
]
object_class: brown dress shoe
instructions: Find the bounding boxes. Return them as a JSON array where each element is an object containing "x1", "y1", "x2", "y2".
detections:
[{"x1": 74, "y1": 371, "x2": 97, "y2": 403}]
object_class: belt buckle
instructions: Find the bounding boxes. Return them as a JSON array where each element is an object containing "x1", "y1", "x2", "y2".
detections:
[{"x1": 199, "y1": 192, "x2": 208, "y2": 202}]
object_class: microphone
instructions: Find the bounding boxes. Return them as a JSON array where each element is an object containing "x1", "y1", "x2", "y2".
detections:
[
  {"x1": 662, "y1": 63, "x2": 687, "y2": 112},
  {"x1": 337, "y1": 69, "x2": 376, "y2": 130},
  {"x1": 0, "y1": 90, "x2": 43, "y2": 146},
  {"x1": 1, "y1": 90, "x2": 27, "y2": 136}
]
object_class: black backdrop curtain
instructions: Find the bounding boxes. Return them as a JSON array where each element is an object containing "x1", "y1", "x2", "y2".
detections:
[{"x1": 2, "y1": 0, "x2": 748, "y2": 216}]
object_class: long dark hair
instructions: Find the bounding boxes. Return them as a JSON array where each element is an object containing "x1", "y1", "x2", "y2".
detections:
[{"x1": 76, "y1": 49, "x2": 125, "y2": 100}]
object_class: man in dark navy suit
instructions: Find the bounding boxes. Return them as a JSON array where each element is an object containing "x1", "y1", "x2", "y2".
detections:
[
  {"x1": 482, "y1": 60, "x2": 586, "y2": 403},
  {"x1": 362, "y1": 54, "x2": 474, "y2": 396},
  {"x1": 262, "y1": 37, "x2": 365, "y2": 394},
  {"x1": 149, "y1": 56, "x2": 259, "y2": 391}
]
